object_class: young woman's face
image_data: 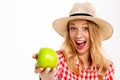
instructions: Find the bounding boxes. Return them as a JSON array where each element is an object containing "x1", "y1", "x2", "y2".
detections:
[{"x1": 69, "y1": 19, "x2": 90, "y2": 55}]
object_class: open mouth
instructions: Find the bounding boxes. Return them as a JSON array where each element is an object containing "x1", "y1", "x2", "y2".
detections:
[{"x1": 75, "y1": 40, "x2": 86, "y2": 49}]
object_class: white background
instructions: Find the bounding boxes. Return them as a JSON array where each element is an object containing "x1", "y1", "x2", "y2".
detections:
[{"x1": 0, "y1": 0, "x2": 120, "y2": 80}]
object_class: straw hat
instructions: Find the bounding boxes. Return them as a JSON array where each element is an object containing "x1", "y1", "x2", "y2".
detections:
[{"x1": 53, "y1": 2, "x2": 113, "y2": 40}]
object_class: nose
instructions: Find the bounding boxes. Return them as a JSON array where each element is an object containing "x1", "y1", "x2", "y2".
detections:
[{"x1": 75, "y1": 29, "x2": 83, "y2": 39}]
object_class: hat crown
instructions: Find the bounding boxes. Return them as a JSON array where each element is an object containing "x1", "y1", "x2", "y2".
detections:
[
  {"x1": 70, "y1": 2, "x2": 97, "y2": 17},
  {"x1": 53, "y1": 2, "x2": 113, "y2": 40}
]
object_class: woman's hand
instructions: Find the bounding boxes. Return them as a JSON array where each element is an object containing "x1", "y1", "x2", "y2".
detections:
[{"x1": 32, "y1": 54, "x2": 55, "y2": 80}]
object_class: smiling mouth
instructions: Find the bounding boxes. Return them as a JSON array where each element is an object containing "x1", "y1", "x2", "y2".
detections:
[{"x1": 75, "y1": 41, "x2": 86, "y2": 49}]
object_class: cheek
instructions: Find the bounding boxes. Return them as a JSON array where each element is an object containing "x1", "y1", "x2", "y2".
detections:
[
  {"x1": 69, "y1": 33, "x2": 75, "y2": 43},
  {"x1": 86, "y1": 34, "x2": 90, "y2": 40},
  {"x1": 86, "y1": 34, "x2": 90, "y2": 44},
  {"x1": 85, "y1": 32, "x2": 90, "y2": 39},
  {"x1": 69, "y1": 33, "x2": 74, "y2": 40}
]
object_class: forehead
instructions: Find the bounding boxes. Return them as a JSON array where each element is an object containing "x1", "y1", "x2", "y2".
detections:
[{"x1": 68, "y1": 19, "x2": 88, "y2": 25}]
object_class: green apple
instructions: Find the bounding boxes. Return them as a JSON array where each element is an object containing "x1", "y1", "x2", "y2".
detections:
[{"x1": 36, "y1": 47, "x2": 58, "y2": 68}]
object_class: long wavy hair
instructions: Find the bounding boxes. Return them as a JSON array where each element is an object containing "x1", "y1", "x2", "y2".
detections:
[{"x1": 60, "y1": 20, "x2": 110, "y2": 79}]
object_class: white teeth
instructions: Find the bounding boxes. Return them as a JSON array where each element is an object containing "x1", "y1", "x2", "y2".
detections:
[{"x1": 76, "y1": 41, "x2": 85, "y2": 43}]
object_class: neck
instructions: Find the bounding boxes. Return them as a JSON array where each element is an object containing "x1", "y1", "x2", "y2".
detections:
[{"x1": 77, "y1": 51, "x2": 91, "y2": 68}]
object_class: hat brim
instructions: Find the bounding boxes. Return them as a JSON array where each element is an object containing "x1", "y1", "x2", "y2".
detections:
[{"x1": 53, "y1": 16, "x2": 113, "y2": 40}]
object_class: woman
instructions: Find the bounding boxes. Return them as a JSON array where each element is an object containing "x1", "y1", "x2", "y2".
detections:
[{"x1": 33, "y1": 2, "x2": 114, "y2": 80}]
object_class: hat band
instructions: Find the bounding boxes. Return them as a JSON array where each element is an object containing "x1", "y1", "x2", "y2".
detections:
[{"x1": 70, "y1": 13, "x2": 93, "y2": 17}]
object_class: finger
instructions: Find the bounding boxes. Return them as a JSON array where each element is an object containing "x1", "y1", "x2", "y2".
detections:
[
  {"x1": 51, "y1": 68, "x2": 56, "y2": 73},
  {"x1": 35, "y1": 67, "x2": 44, "y2": 73},
  {"x1": 32, "y1": 54, "x2": 38, "y2": 59},
  {"x1": 43, "y1": 67, "x2": 51, "y2": 74}
]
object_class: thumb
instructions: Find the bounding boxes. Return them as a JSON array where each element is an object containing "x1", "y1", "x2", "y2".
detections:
[{"x1": 32, "y1": 53, "x2": 38, "y2": 59}]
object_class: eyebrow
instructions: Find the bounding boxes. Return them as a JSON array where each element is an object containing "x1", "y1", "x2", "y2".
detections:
[
  {"x1": 68, "y1": 22, "x2": 75, "y2": 25},
  {"x1": 83, "y1": 22, "x2": 88, "y2": 25}
]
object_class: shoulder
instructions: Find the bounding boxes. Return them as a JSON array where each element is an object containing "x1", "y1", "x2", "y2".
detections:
[
  {"x1": 104, "y1": 61, "x2": 115, "y2": 79},
  {"x1": 109, "y1": 61, "x2": 115, "y2": 73},
  {"x1": 56, "y1": 51, "x2": 67, "y2": 68},
  {"x1": 56, "y1": 51, "x2": 65, "y2": 62},
  {"x1": 109, "y1": 61, "x2": 115, "y2": 74},
  {"x1": 55, "y1": 51, "x2": 67, "y2": 77}
]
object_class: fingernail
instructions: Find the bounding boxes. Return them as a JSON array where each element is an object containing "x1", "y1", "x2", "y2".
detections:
[{"x1": 46, "y1": 67, "x2": 51, "y2": 71}]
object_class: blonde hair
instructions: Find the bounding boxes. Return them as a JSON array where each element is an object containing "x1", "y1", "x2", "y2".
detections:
[{"x1": 60, "y1": 20, "x2": 110, "y2": 79}]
